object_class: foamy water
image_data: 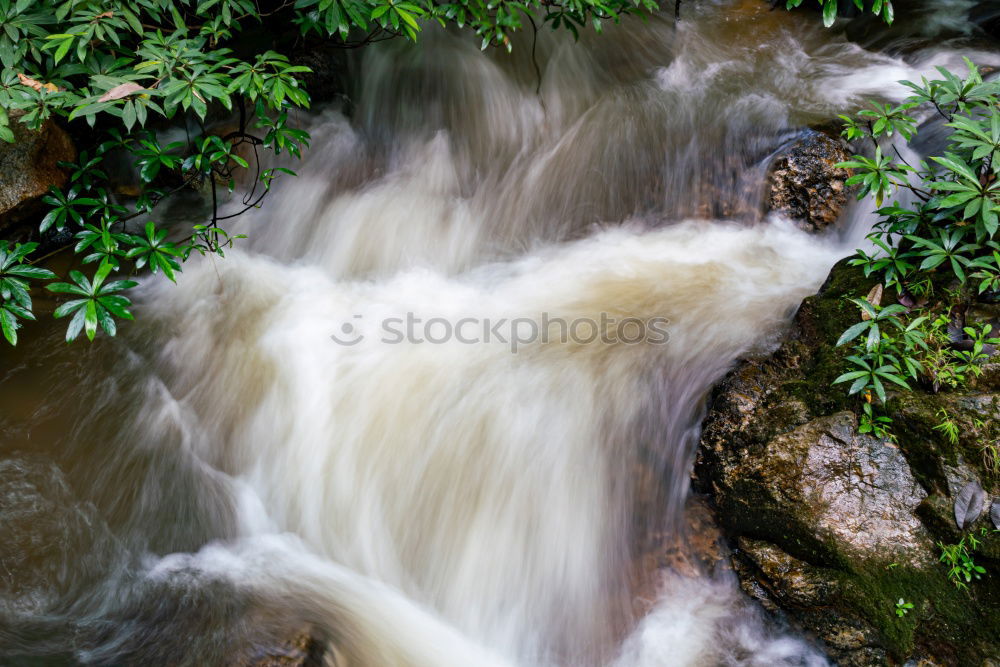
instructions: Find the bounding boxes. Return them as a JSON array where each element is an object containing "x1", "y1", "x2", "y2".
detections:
[{"x1": 2, "y1": 1, "x2": 998, "y2": 664}]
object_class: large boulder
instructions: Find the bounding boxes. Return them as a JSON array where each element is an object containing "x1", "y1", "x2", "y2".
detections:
[
  {"x1": 0, "y1": 115, "x2": 75, "y2": 234},
  {"x1": 696, "y1": 260, "x2": 1000, "y2": 665},
  {"x1": 767, "y1": 129, "x2": 851, "y2": 233},
  {"x1": 708, "y1": 410, "x2": 934, "y2": 568}
]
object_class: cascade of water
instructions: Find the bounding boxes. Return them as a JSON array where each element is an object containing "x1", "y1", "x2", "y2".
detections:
[{"x1": 2, "y1": 1, "x2": 999, "y2": 665}]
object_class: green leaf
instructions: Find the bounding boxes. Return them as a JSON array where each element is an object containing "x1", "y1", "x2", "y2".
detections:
[
  {"x1": 834, "y1": 370, "x2": 870, "y2": 384},
  {"x1": 53, "y1": 299, "x2": 87, "y2": 319},
  {"x1": 47, "y1": 282, "x2": 88, "y2": 296},
  {"x1": 822, "y1": 0, "x2": 837, "y2": 27},
  {"x1": 6, "y1": 265, "x2": 56, "y2": 280},
  {"x1": 53, "y1": 36, "x2": 73, "y2": 64},
  {"x1": 65, "y1": 307, "x2": 86, "y2": 342},
  {"x1": 0, "y1": 307, "x2": 17, "y2": 345},
  {"x1": 83, "y1": 299, "x2": 98, "y2": 341},
  {"x1": 122, "y1": 101, "x2": 137, "y2": 131},
  {"x1": 96, "y1": 303, "x2": 116, "y2": 337},
  {"x1": 837, "y1": 320, "x2": 870, "y2": 347}
]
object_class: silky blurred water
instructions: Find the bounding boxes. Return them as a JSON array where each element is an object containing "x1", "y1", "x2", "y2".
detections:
[{"x1": 1, "y1": 1, "x2": 998, "y2": 665}]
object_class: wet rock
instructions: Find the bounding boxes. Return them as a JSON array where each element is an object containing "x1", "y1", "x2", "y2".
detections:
[
  {"x1": 634, "y1": 494, "x2": 728, "y2": 578},
  {"x1": 0, "y1": 115, "x2": 75, "y2": 234},
  {"x1": 630, "y1": 472, "x2": 730, "y2": 618},
  {"x1": 0, "y1": 455, "x2": 330, "y2": 664},
  {"x1": 245, "y1": 625, "x2": 326, "y2": 666},
  {"x1": 696, "y1": 259, "x2": 1000, "y2": 664},
  {"x1": 766, "y1": 129, "x2": 851, "y2": 233},
  {"x1": 290, "y1": 40, "x2": 351, "y2": 108},
  {"x1": 709, "y1": 410, "x2": 933, "y2": 567},
  {"x1": 737, "y1": 537, "x2": 839, "y2": 607},
  {"x1": 733, "y1": 537, "x2": 890, "y2": 667}
]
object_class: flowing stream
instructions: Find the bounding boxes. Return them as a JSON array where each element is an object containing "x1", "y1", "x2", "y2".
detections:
[{"x1": 2, "y1": 1, "x2": 999, "y2": 665}]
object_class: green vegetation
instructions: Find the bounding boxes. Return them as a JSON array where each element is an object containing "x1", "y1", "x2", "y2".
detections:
[
  {"x1": 841, "y1": 556, "x2": 1000, "y2": 660},
  {"x1": 894, "y1": 597, "x2": 913, "y2": 617},
  {"x1": 858, "y1": 400, "x2": 896, "y2": 440},
  {"x1": 933, "y1": 408, "x2": 959, "y2": 445},
  {"x1": 785, "y1": 0, "x2": 893, "y2": 28},
  {"x1": 938, "y1": 533, "x2": 987, "y2": 590},
  {"x1": 834, "y1": 60, "x2": 1000, "y2": 401},
  {"x1": 0, "y1": 0, "x2": 662, "y2": 344},
  {"x1": 834, "y1": 58, "x2": 1000, "y2": 591}
]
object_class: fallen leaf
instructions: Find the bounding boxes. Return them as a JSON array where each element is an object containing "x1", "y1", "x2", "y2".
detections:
[
  {"x1": 99, "y1": 82, "x2": 144, "y2": 102},
  {"x1": 947, "y1": 309, "x2": 966, "y2": 344},
  {"x1": 17, "y1": 72, "x2": 40, "y2": 89},
  {"x1": 954, "y1": 480, "x2": 986, "y2": 530},
  {"x1": 862, "y1": 284, "x2": 883, "y2": 321},
  {"x1": 17, "y1": 72, "x2": 59, "y2": 93}
]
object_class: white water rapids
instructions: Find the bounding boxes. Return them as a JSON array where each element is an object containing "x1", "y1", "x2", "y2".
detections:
[{"x1": 1, "y1": 1, "x2": 998, "y2": 665}]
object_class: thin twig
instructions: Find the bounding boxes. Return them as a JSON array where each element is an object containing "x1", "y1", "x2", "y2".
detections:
[{"x1": 527, "y1": 13, "x2": 542, "y2": 96}]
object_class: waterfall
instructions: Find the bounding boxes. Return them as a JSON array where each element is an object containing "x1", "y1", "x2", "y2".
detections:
[{"x1": 2, "y1": 1, "x2": 997, "y2": 665}]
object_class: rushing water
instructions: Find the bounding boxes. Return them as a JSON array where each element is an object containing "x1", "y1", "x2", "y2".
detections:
[{"x1": 2, "y1": 1, "x2": 999, "y2": 665}]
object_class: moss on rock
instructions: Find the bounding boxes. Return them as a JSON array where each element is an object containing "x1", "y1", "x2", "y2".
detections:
[{"x1": 696, "y1": 259, "x2": 1000, "y2": 665}]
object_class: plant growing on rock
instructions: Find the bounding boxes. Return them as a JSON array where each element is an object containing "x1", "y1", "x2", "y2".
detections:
[
  {"x1": 894, "y1": 597, "x2": 913, "y2": 617},
  {"x1": 784, "y1": 0, "x2": 894, "y2": 28},
  {"x1": 938, "y1": 536, "x2": 985, "y2": 590},
  {"x1": 934, "y1": 408, "x2": 960, "y2": 445},
  {"x1": 834, "y1": 59, "x2": 1000, "y2": 404},
  {"x1": 859, "y1": 401, "x2": 896, "y2": 440},
  {"x1": 833, "y1": 297, "x2": 924, "y2": 402},
  {"x1": 0, "y1": 240, "x2": 56, "y2": 344}
]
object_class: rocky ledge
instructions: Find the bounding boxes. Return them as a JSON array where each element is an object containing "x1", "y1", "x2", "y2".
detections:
[{"x1": 695, "y1": 261, "x2": 1000, "y2": 666}]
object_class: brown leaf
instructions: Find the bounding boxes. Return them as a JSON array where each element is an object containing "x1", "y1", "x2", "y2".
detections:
[
  {"x1": 862, "y1": 284, "x2": 883, "y2": 321},
  {"x1": 99, "y1": 82, "x2": 144, "y2": 103},
  {"x1": 95, "y1": 11, "x2": 113, "y2": 18},
  {"x1": 17, "y1": 72, "x2": 60, "y2": 93},
  {"x1": 17, "y1": 72, "x2": 42, "y2": 91}
]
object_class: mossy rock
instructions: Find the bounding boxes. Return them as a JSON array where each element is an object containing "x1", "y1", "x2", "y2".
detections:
[{"x1": 697, "y1": 259, "x2": 1000, "y2": 665}]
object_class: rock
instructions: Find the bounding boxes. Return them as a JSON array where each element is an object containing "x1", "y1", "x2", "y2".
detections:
[
  {"x1": 733, "y1": 538, "x2": 890, "y2": 667},
  {"x1": 696, "y1": 259, "x2": 1000, "y2": 664},
  {"x1": 709, "y1": 411, "x2": 933, "y2": 568},
  {"x1": 737, "y1": 537, "x2": 839, "y2": 608},
  {"x1": 289, "y1": 40, "x2": 351, "y2": 108},
  {"x1": 767, "y1": 129, "x2": 851, "y2": 233},
  {"x1": 630, "y1": 456, "x2": 730, "y2": 617},
  {"x1": 245, "y1": 626, "x2": 326, "y2": 666},
  {"x1": 0, "y1": 114, "x2": 76, "y2": 234},
  {"x1": 0, "y1": 455, "x2": 330, "y2": 664}
]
